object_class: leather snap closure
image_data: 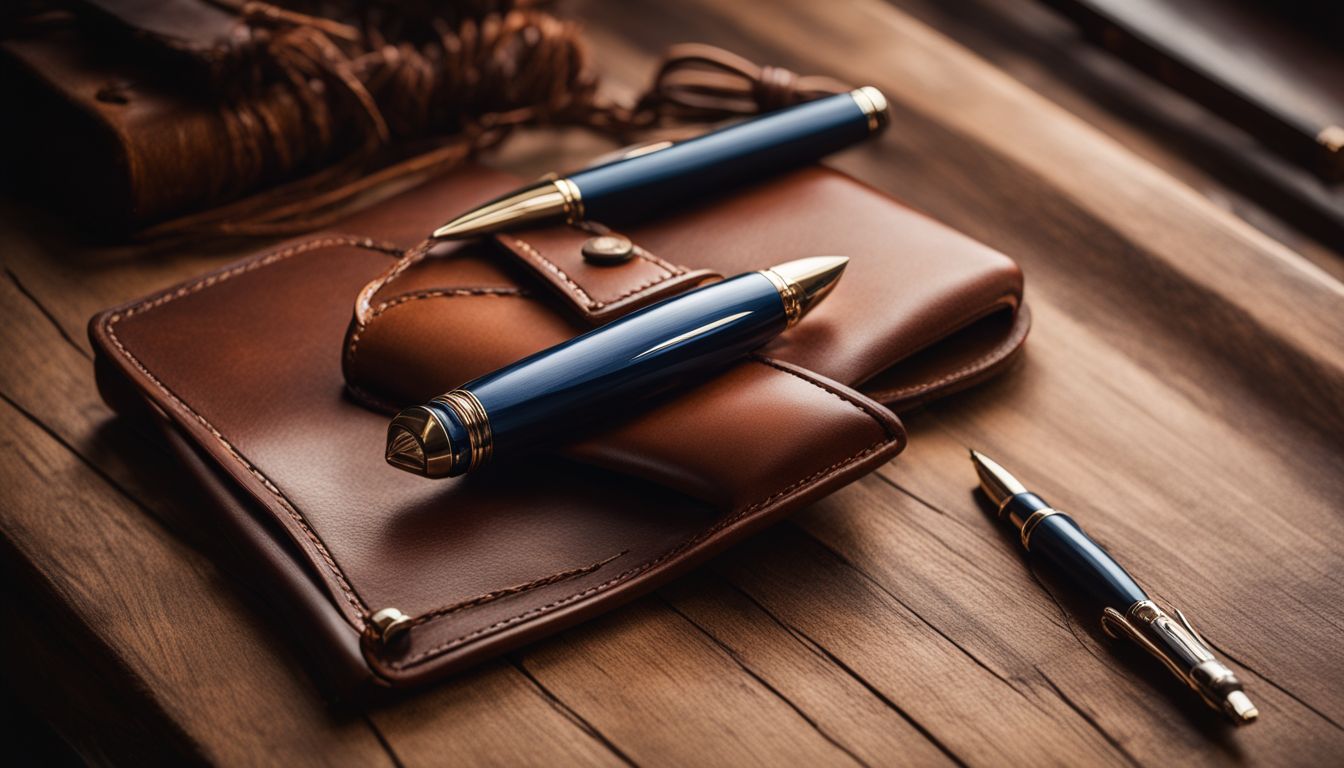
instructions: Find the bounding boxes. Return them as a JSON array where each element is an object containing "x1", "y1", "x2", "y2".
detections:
[{"x1": 581, "y1": 234, "x2": 634, "y2": 265}]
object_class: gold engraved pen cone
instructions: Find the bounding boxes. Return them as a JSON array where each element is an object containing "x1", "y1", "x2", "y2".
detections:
[
  {"x1": 433, "y1": 178, "x2": 583, "y2": 240},
  {"x1": 386, "y1": 407, "x2": 454, "y2": 478}
]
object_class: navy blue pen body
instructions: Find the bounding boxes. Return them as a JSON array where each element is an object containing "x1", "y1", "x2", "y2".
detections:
[
  {"x1": 461, "y1": 272, "x2": 787, "y2": 460},
  {"x1": 1005, "y1": 493, "x2": 1149, "y2": 610},
  {"x1": 570, "y1": 91, "x2": 871, "y2": 224}
]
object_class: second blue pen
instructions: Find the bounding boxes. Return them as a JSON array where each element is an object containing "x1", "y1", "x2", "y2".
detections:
[{"x1": 432, "y1": 88, "x2": 888, "y2": 239}]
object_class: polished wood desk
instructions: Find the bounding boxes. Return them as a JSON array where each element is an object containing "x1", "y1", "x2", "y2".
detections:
[{"x1": 2, "y1": 0, "x2": 1341, "y2": 764}]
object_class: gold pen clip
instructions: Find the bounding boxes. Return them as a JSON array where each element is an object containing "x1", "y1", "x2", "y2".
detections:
[{"x1": 1101, "y1": 600, "x2": 1258, "y2": 724}]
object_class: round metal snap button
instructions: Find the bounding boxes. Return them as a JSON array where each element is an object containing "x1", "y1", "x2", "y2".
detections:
[{"x1": 581, "y1": 234, "x2": 634, "y2": 265}]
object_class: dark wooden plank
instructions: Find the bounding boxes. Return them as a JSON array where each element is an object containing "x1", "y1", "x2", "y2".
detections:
[
  {"x1": 660, "y1": 572, "x2": 959, "y2": 766},
  {"x1": 791, "y1": 473, "x2": 1341, "y2": 766},
  {"x1": 874, "y1": 300, "x2": 1344, "y2": 729},
  {"x1": 718, "y1": 519, "x2": 1145, "y2": 766},
  {"x1": 655, "y1": 572, "x2": 962, "y2": 763},
  {"x1": 514, "y1": 599, "x2": 867, "y2": 765},
  {"x1": 368, "y1": 659, "x2": 628, "y2": 767}
]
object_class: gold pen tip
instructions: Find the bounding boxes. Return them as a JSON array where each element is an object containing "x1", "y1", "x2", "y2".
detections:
[
  {"x1": 431, "y1": 221, "x2": 464, "y2": 240},
  {"x1": 764, "y1": 256, "x2": 849, "y2": 320},
  {"x1": 1224, "y1": 691, "x2": 1259, "y2": 724}
]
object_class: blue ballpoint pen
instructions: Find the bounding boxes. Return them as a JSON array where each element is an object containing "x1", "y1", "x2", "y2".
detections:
[
  {"x1": 430, "y1": 87, "x2": 888, "y2": 239},
  {"x1": 969, "y1": 450, "x2": 1258, "y2": 724},
  {"x1": 385, "y1": 256, "x2": 847, "y2": 478}
]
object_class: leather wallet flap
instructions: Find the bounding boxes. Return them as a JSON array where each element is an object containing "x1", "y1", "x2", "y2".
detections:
[
  {"x1": 492, "y1": 227, "x2": 720, "y2": 321},
  {"x1": 348, "y1": 164, "x2": 1028, "y2": 412},
  {"x1": 90, "y1": 214, "x2": 906, "y2": 695}
]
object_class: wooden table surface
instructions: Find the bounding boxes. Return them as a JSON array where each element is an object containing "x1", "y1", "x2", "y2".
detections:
[{"x1": 3, "y1": 0, "x2": 1341, "y2": 765}]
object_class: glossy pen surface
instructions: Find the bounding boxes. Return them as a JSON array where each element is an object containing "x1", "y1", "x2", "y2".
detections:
[
  {"x1": 432, "y1": 88, "x2": 887, "y2": 239},
  {"x1": 969, "y1": 450, "x2": 1258, "y2": 724},
  {"x1": 465, "y1": 272, "x2": 783, "y2": 460},
  {"x1": 387, "y1": 257, "x2": 847, "y2": 478},
  {"x1": 570, "y1": 90, "x2": 876, "y2": 223}
]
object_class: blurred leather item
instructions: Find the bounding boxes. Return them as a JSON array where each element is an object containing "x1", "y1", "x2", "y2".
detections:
[
  {"x1": 89, "y1": 163, "x2": 1028, "y2": 701},
  {"x1": 1, "y1": 0, "x2": 598, "y2": 235},
  {"x1": 1, "y1": 2, "x2": 858, "y2": 238}
]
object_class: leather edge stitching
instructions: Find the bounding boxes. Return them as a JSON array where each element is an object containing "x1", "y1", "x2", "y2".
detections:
[
  {"x1": 509, "y1": 237, "x2": 688, "y2": 310},
  {"x1": 510, "y1": 237, "x2": 597, "y2": 307},
  {"x1": 409, "y1": 550, "x2": 629, "y2": 626},
  {"x1": 873, "y1": 301, "x2": 1030, "y2": 401},
  {"x1": 388, "y1": 357, "x2": 901, "y2": 668},
  {"x1": 390, "y1": 437, "x2": 891, "y2": 668},
  {"x1": 100, "y1": 234, "x2": 383, "y2": 626},
  {"x1": 750, "y1": 355, "x2": 900, "y2": 440}
]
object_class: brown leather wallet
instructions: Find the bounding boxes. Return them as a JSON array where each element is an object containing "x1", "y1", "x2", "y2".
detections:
[{"x1": 90, "y1": 163, "x2": 1029, "y2": 702}]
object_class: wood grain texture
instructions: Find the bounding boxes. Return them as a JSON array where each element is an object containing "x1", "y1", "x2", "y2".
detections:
[
  {"x1": 1, "y1": 0, "x2": 1342, "y2": 765},
  {"x1": 368, "y1": 659, "x2": 628, "y2": 767}
]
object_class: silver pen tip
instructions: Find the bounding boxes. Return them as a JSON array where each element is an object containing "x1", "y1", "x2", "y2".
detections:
[
  {"x1": 1224, "y1": 691, "x2": 1259, "y2": 724},
  {"x1": 968, "y1": 449, "x2": 1028, "y2": 508}
]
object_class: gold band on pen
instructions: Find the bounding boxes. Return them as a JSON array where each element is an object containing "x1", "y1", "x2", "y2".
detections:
[
  {"x1": 552, "y1": 177, "x2": 585, "y2": 224},
  {"x1": 849, "y1": 86, "x2": 890, "y2": 133},
  {"x1": 1019, "y1": 508, "x2": 1062, "y2": 550},
  {"x1": 431, "y1": 390, "x2": 493, "y2": 473},
  {"x1": 758, "y1": 268, "x2": 804, "y2": 327}
]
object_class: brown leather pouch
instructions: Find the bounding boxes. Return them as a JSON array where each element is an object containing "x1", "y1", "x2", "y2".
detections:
[{"x1": 89, "y1": 163, "x2": 1028, "y2": 702}]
